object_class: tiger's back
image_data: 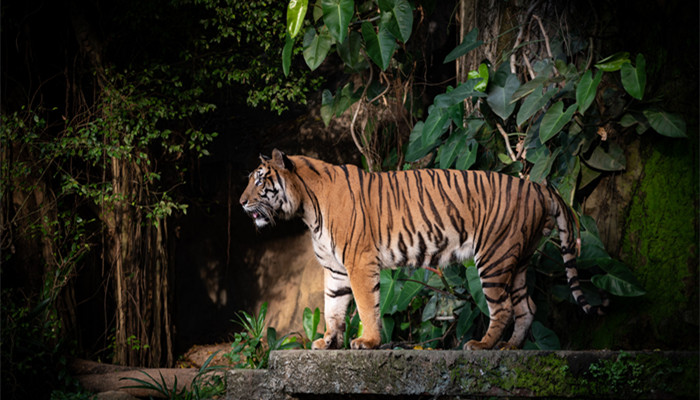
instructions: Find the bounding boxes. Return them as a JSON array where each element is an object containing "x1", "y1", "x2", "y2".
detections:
[{"x1": 240, "y1": 149, "x2": 598, "y2": 351}]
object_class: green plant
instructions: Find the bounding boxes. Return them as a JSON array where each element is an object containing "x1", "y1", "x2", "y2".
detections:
[
  {"x1": 121, "y1": 351, "x2": 226, "y2": 400},
  {"x1": 224, "y1": 303, "x2": 300, "y2": 369},
  {"x1": 302, "y1": 307, "x2": 324, "y2": 348}
]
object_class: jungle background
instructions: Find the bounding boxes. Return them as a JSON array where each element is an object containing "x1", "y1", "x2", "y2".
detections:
[{"x1": 1, "y1": 0, "x2": 698, "y2": 398}]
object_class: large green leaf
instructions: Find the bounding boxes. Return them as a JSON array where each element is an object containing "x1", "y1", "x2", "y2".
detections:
[
  {"x1": 512, "y1": 76, "x2": 548, "y2": 102},
  {"x1": 282, "y1": 34, "x2": 294, "y2": 77},
  {"x1": 287, "y1": 0, "x2": 309, "y2": 38},
  {"x1": 523, "y1": 321, "x2": 561, "y2": 350},
  {"x1": 337, "y1": 31, "x2": 368, "y2": 72},
  {"x1": 381, "y1": 316, "x2": 395, "y2": 343},
  {"x1": 405, "y1": 121, "x2": 429, "y2": 161},
  {"x1": 420, "y1": 106, "x2": 451, "y2": 146},
  {"x1": 643, "y1": 109, "x2": 687, "y2": 138},
  {"x1": 302, "y1": 27, "x2": 332, "y2": 71},
  {"x1": 438, "y1": 131, "x2": 467, "y2": 169},
  {"x1": 361, "y1": 21, "x2": 397, "y2": 70},
  {"x1": 576, "y1": 69, "x2": 602, "y2": 114},
  {"x1": 529, "y1": 147, "x2": 561, "y2": 184},
  {"x1": 432, "y1": 78, "x2": 487, "y2": 110},
  {"x1": 379, "y1": 269, "x2": 397, "y2": 315},
  {"x1": 584, "y1": 141, "x2": 625, "y2": 171},
  {"x1": 592, "y1": 259, "x2": 646, "y2": 297},
  {"x1": 321, "y1": 0, "x2": 354, "y2": 43},
  {"x1": 444, "y1": 28, "x2": 482, "y2": 63},
  {"x1": 320, "y1": 89, "x2": 334, "y2": 126},
  {"x1": 394, "y1": 270, "x2": 424, "y2": 312},
  {"x1": 464, "y1": 262, "x2": 488, "y2": 316},
  {"x1": 539, "y1": 101, "x2": 577, "y2": 143},
  {"x1": 621, "y1": 54, "x2": 646, "y2": 100},
  {"x1": 516, "y1": 85, "x2": 557, "y2": 127},
  {"x1": 455, "y1": 138, "x2": 479, "y2": 170},
  {"x1": 486, "y1": 72, "x2": 520, "y2": 121},
  {"x1": 594, "y1": 52, "x2": 630, "y2": 72},
  {"x1": 378, "y1": 0, "x2": 413, "y2": 43}
]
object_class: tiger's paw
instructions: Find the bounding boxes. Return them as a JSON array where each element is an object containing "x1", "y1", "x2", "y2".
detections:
[
  {"x1": 311, "y1": 337, "x2": 331, "y2": 350},
  {"x1": 350, "y1": 336, "x2": 380, "y2": 350},
  {"x1": 463, "y1": 339, "x2": 492, "y2": 350},
  {"x1": 311, "y1": 331, "x2": 343, "y2": 350},
  {"x1": 496, "y1": 341, "x2": 518, "y2": 350}
]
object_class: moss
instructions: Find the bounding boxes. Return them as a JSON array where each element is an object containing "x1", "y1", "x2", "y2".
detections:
[
  {"x1": 621, "y1": 138, "x2": 698, "y2": 336},
  {"x1": 449, "y1": 351, "x2": 698, "y2": 398}
]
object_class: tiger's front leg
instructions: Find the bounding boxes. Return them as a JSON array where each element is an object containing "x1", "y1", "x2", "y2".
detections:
[
  {"x1": 312, "y1": 266, "x2": 353, "y2": 350},
  {"x1": 347, "y1": 262, "x2": 382, "y2": 350}
]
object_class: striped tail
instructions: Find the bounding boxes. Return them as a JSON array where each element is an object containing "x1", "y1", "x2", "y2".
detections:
[{"x1": 550, "y1": 192, "x2": 608, "y2": 316}]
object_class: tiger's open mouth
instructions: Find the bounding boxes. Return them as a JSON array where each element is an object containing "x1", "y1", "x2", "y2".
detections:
[{"x1": 242, "y1": 204, "x2": 273, "y2": 228}]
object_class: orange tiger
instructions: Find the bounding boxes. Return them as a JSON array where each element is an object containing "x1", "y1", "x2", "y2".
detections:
[{"x1": 239, "y1": 149, "x2": 602, "y2": 350}]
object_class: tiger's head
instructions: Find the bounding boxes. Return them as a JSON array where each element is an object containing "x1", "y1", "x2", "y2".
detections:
[{"x1": 239, "y1": 149, "x2": 300, "y2": 228}]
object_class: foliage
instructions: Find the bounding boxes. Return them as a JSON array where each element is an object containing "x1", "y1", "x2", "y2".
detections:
[
  {"x1": 223, "y1": 303, "x2": 300, "y2": 369},
  {"x1": 176, "y1": 0, "x2": 323, "y2": 114},
  {"x1": 282, "y1": 0, "x2": 688, "y2": 349},
  {"x1": 121, "y1": 351, "x2": 226, "y2": 400}
]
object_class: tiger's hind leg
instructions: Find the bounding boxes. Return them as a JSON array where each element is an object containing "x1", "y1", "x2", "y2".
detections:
[
  {"x1": 464, "y1": 263, "x2": 514, "y2": 350},
  {"x1": 312, "y1": 266, "x2": 353, "y2": 350},
  {"x1": 501, "y1": 263, "x2": 535, "y2": 349}
]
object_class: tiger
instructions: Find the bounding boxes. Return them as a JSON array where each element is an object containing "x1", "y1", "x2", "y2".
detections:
[{"x1": 239, "y1": 149, "x2": 603, "y2": 350}]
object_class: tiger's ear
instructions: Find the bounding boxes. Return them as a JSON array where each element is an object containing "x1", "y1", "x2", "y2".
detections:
[
  {"x1": 271, "y1": 148, "x2": 295, "y2": 171},
  {"x1": 259, "y1": 153, "x2": 271, "y2": 162}
]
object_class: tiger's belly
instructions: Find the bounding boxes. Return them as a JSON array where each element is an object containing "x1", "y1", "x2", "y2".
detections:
[{"x1": 378, "y1": 232, "x2": 475, "y2": 269}]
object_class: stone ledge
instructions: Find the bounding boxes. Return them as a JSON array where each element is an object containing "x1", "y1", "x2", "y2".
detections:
[{"x1": 226, "y1": 350, "x2": 698, "y2": 399}]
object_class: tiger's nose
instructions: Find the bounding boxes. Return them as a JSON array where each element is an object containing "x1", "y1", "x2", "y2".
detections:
[{"x1": 239, "y1": 195, "x2": 247, "y2": 206}]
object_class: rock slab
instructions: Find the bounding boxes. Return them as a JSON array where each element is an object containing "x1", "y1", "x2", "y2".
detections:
[{"x1": 226, "y1": 349, "x2": 698, "y2": 399}]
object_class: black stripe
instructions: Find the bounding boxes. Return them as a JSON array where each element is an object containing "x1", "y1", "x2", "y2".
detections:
[{"x1": 328, "y1": 287, "x2": 353, "y2": 298}]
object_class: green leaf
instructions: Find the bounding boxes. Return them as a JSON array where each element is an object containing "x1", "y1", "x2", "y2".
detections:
[
  {"x1": 320, "y1": 89, "x2": 334, "y2": 126},
  {"x1": 539, "y1": 101, "x2": 577, "y2": 143},
  {"x1": 337, "y1": 31, "x2": 368, "y2": 72},
  {"x1": 405, "y1": 121, "x2": 429, "y2": 162},
  {"x1": 486, "y1": 72, "x2": 520, "y2": 121},
  {"x1": 322, "y1": 0, "x2": 354, "y2": 43},
  {"x1": 595, "y1": 52, "x2": 630, "y2": 72},
  {"x1": 421, "y1": 107, "x2": 451, "y2": 147},
  {"x1": 512, "y1": 76, "x2": 548, "y2": 102},
  {"x1": 523, "y1": 321, "x2": 561, "y2": 350},
  {"x1": 380, "y1": 269, "x2": 397, "y2": 315},
  {"x1": 378, "y1": 0, "x2": 413, "y2": 43},
  {"x1": 421, "y1": 294, "x2": 437, "y2": 322},
  {"x1": 467, "y1": 63, "x2": 489, "y2": 92},
  {"x1": 381, "y1": 316, "x2": 395, "y2": 343},
  {"x1": 584, "y1": 141, "x2": 625, "y2": 171},
  {"x1": 455, "y1": 138, "x2": 478, "y2": 170},
  {"x1": 432, "y1": 78, "x2": 487, "y2": 110},
  {"x1": 643, "y1": 109, "x2": 687, "y2": 138},
  {"x1": 361, "y1": 22, "x2": 396, "y2": 70},
  {"x1": 621, "y1": 54, "x2": 646, "y2": 100},
  {"x1": 465, "y1": 262, "x2": 488, "y2": 316},
  {"x1": 287, "y1": 0, "x2": 309, "y2": 38},
  {"x1": 529, "y1": 147, "x2": 561, "y2": 184},
  {"x1": 438, "y1": 131, "x2": 467, "y2": 169},
  {"x1": 302, "y1": 307, "x2": 322, "y2": 343},
  {"x1": 302, "y1": 27, "x2": 332, "y2": 71},
  {"x1": 444, "y1": 28, "x2": 482, "y2": 63},
  {"x1": 394, "y1": 270, "x2": 424, "y2": 312},
  {"x1": 516, "y1": 85, "x2": 557, "y2": 127},
  {"x1": 579, "y1": 162, "x2": 601, "y2": 189},
  {"x1": 282, "y1": 34, "x2": 294, "y2": 77},
  {"x1": 576, "y1": 69, "x2": 602, "y2": 114},
  {"x1": 592, "y1": 259, "x2": 646, "y2": 297}
]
